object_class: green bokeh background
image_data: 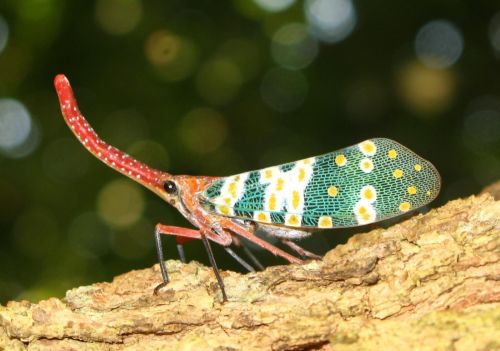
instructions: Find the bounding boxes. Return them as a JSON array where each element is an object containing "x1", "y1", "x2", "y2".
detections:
[{"x1": 0, "y1": 0, "x2": 499, "y2": 304}]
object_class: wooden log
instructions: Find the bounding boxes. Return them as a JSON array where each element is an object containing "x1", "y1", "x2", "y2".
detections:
[{"x1": 1, "y1": 183, "x2": 499, "y2": 350}]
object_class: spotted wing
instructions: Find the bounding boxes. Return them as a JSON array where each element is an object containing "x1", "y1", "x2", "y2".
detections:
[{"x1": 201, "y1": 138, "x2": 441, "y2": 229}]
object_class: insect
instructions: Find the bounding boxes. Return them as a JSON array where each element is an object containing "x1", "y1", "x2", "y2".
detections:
[{"x1": 54, "y1": 74, "x2": 441, "y2": 301}]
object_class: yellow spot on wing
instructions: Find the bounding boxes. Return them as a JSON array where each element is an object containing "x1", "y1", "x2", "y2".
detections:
[
  {"x1": 359, "y1": 140, "x2": 377, "y2": 156},
  {"x1": 335, "y1": 154, "x2": 347, "y2": 167},
  {"x1": 298, "y1": 168, "x2": 306, "y2": 182},
  {"x1": 399, "y1": 201, "x2": 411, "y2": 212},
  {"x1": 327, "y1": 186, "x2": 338, "y2": 197},
  {"x1": 362, "y1": 213, "x2": 371, "y2": 221},
  {"x1": 415, "y1": 164, "x2": 422, "y2": 171},
  {"x1": 292, "y1": 190, "x2": 300, "y2": 210},
  {"x1": 393, "y1": 169, "x2": 404, "y2": 178},
  {"x1": 228, "y1": 182, "x2": 237, "y2": 197},
  {"x1": 354, "y1": 200, "x2": 376, "y2": 224},
  {"x1": 358, "y1": 206, "x2": 367, "y2": 215},
  {"x1": 269, "y1": 193, "x2": 277, "y2": 211},
  {"x1": 365, "y1": 189, "x2": 374, "y2": 200},
  {"x1": 276, "y1": 178, "x2": 285, "y2": 191},
  {"x1": 359, "y1": 158, "x2": 374, "y2": 173},
  {"x1": 318, "y1": 216, "x2": 333, "y2": 228},
  {"x1": 302, "y1": 157, "x2": 314, "y2": 165},
  {"x1": 218, "y1": 205, "x2": 230, "y2": 215},
  {"x1": 388, "y1": 149, "x2": 398, "y2": 159},
  {"x1": 255, "y1": 211, "x2": 271, "y2": 223},
  {"x1": 264, "y1": 169, "x2": 273, "y2": 179},
  {"x1": 360, "y1": 185, "x2": 377, "y2": 203},
  {"x1": 407, "y1": 186, "x2": 417, "y2": 195},
  {"x1": 285, "y1": 214, "x2": 300, "y2": 227}
]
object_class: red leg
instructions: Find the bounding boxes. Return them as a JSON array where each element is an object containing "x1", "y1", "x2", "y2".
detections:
[
  {"x1": 221, "y1": 220, "x2": 303, "y2": 264},
  {"x1": 153, "y1": 224, "x2": 232, "y2": 297},
  {"x1": 155, "y1": 224, "x2": 231, "y2": 246},
  {"x1": 176, "y1": 236, "x2": 195, "y2": 245}
]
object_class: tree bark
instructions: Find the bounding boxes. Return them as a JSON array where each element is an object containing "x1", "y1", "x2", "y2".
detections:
[{"x1": 1, "y1": 183, "x2": 499, "y2": 351}]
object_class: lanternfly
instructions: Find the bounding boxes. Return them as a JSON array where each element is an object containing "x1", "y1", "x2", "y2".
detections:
[{"x1": 54, "y1": 75, "x2": 441, "y2": 302}]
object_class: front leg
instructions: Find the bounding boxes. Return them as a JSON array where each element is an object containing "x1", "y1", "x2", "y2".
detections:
[
  {"x1": 153, "y1": 225, "x2": 203, "y2": 294},
  {"x1": 153, "y1": 224, "x2": 232, "y2": 298}
]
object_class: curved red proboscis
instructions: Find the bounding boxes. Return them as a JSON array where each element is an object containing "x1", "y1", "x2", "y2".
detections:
[{"x1": 54, "y1": 74, "x2": 167, "y2": 190}]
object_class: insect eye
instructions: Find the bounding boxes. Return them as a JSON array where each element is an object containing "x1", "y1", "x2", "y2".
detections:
[{"x1": 163, "y1": 180, "x2": 177, "y2": 195}]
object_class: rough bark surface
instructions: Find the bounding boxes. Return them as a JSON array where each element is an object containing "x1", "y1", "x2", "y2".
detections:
[{"x1": 1, "y1": 184, "x2": 499, "y2": 351}]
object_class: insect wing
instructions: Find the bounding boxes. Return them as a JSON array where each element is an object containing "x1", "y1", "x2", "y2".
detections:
[{"x1": 202, "y1": 138, "x2": 440, "y2": 228}]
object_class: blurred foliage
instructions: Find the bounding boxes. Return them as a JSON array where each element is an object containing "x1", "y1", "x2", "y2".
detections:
[{"x1": 0, "y1": 0, "x2": 499, "y2": 303}]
